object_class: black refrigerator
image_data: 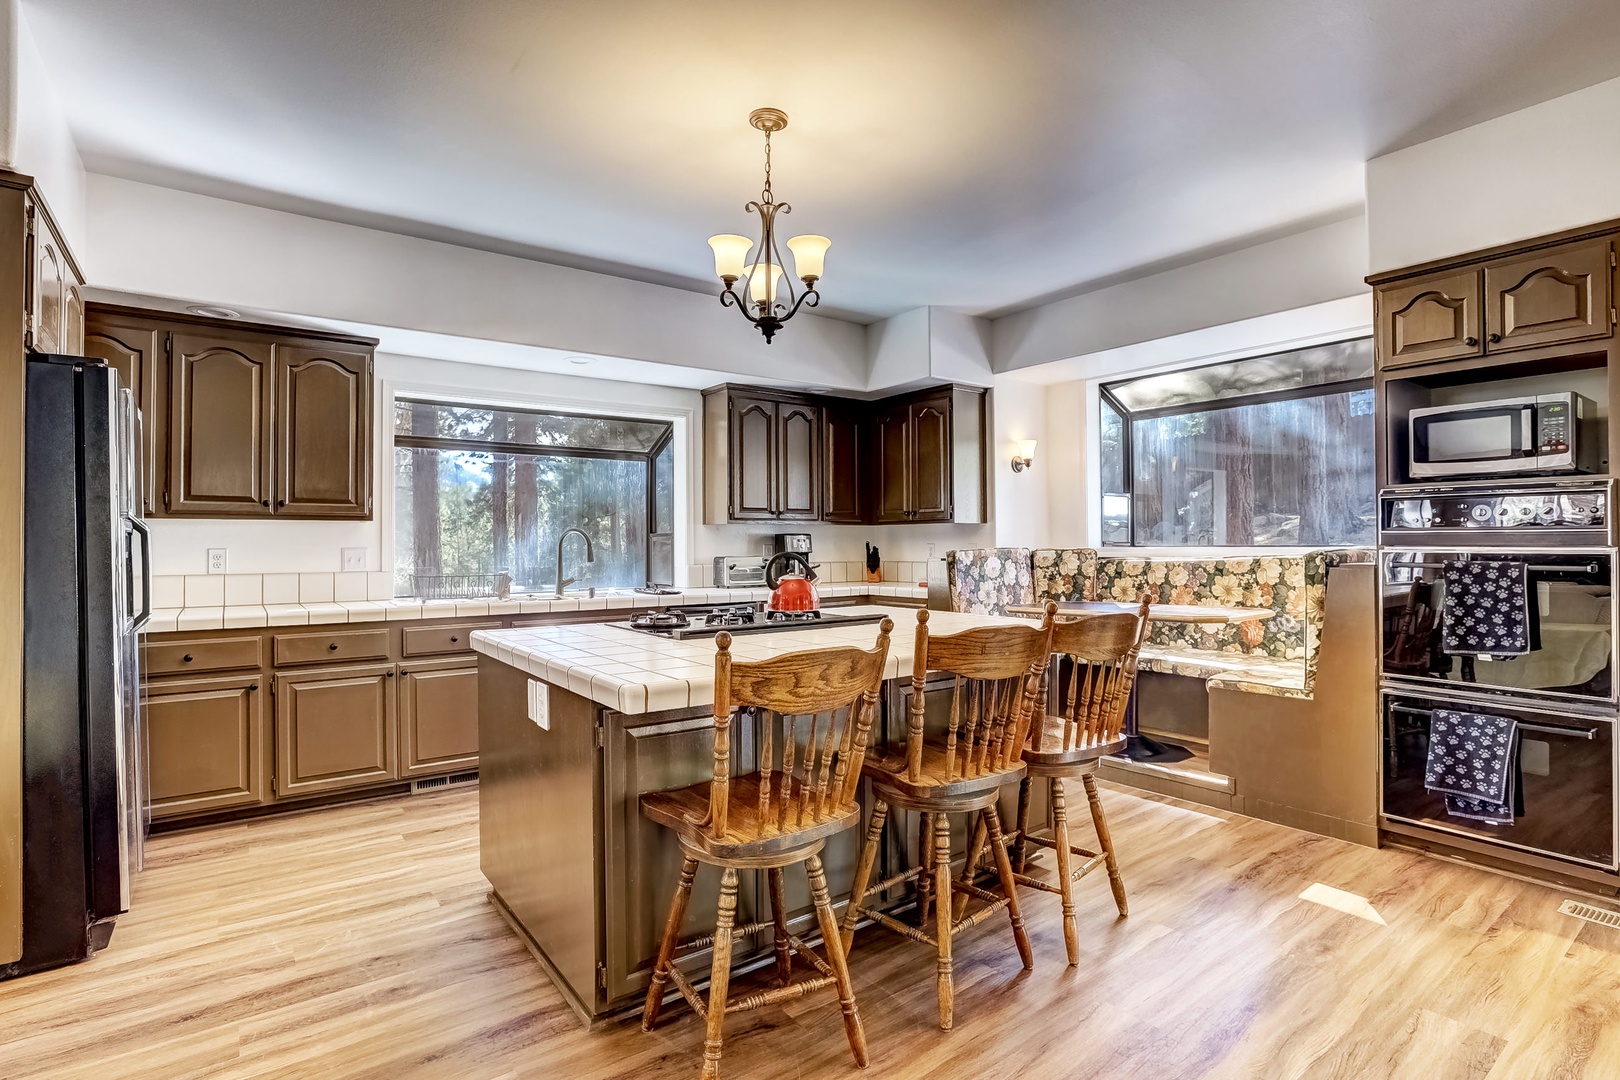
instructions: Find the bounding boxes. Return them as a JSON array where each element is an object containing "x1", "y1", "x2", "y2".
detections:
[{"x1": 2, "y1": 354, "x2": 151, "y2": 978}]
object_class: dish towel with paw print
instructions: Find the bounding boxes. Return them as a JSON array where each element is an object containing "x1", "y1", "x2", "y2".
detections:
[
  {"x1": 1440, "y1": 559, "x2": 1535, "y2": 658},
  {"x1": 1424, "y1": 708, "x2": 1520, "y2": 825}
]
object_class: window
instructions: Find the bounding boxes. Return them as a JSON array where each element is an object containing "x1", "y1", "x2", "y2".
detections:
[
  {"x1": 393, "y1": 399, "x2": 675, "y2": 595},
  {"x1": 1100, "y1": 339, "x2": 1375, "y2": 547}
]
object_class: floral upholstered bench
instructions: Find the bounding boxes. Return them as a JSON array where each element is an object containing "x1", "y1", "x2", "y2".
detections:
[{"x1": 1030, "y1": 548, "x2": 1367, "y2": 698}]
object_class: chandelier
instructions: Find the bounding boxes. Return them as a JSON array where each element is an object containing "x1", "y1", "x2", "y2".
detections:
[{"x1": 707, "y1": 108, "x2": 829, "y2": 344}]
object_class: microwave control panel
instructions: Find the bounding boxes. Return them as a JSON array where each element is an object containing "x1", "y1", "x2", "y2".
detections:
[
  {"x1": 1537, "y1": 400, "x2": 1573, "y2": 455},
  {"x1": 1384, "y1": 491, "x2": 1608, "y2": 531}
]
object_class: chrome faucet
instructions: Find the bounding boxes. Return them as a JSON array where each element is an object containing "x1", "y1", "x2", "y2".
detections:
[{"x1": 554, "y1": 528, "x2": 595, "y2": 597}]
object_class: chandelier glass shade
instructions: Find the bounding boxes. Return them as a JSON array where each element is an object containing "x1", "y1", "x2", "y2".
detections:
[{"x1": 708, "y1": 108, "x2": 828, "y2": 344}]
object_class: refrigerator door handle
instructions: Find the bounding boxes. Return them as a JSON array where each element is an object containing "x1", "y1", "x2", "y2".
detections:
[{"x1": 129, "y1": 516, "x2": 152, "y2": 630}]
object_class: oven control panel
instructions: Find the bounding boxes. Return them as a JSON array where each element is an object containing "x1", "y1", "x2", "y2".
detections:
[{"x1": 1381, "y1": 484, "x2": 1610, "y2": 538}]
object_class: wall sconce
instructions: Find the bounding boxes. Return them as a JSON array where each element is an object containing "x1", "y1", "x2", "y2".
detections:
[{"x1": 1010, "y1": 440, "x2": 1037, "y2": 473}]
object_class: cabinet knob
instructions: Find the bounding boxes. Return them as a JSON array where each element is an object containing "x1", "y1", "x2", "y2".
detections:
[
  {"x1": 182, "y1": 654, "x2": 193, "y2": 662},
  {"x1": 1488, "y1": 332, "x2": 1502, "y2": 343},
  {"x1": 277, "y1": 499, "x2": 287, "y2": 507},
  {"x1": 328, "y1": 643, "x2": 339, "y2": 651},
  {"x1": 386, "y1": 671, "x2": 395, "y2": 678},
  {"x1": 249, "y1": 683, "x2": 259, "y2": 691},
  {"x1": 261, "y1": 500, "x2": 270, "y2": 507},
  {"x1": 450, "y1": 635, "x2": 459, "y2": 643},
  {"x1": 1464, "y1": 336, "x2": 1478, "y2": 346}
]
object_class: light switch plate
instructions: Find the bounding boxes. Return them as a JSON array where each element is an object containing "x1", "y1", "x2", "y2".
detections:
[
  {"x1": 207, "y1": 548, "x2": 227, "y2": 574},
  {"x1": 527, "y1": 679, "x2": 550, "y2": 730},
  {"x1": 341, "y1": 547, "x2": 367, "y2": 572}
]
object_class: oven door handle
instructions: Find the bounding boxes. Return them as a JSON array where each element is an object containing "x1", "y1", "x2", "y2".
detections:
[{"x1": 1389, "y1": 705, "x2": 1600, "y2": 740}]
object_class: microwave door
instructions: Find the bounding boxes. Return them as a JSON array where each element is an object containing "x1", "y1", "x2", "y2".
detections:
[{"x1": 1411, "y1": 405, "x2": 1535, "y2": 477}]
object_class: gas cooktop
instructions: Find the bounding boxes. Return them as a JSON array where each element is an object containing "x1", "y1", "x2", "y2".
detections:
[{"x1": 611, "y1": 605, "x2": 889, "y2": 641}]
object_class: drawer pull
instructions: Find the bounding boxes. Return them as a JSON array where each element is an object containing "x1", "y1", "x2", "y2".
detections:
[
  {"x1": 450, "y1": 636, "x2": 459, "y2": 643},
  {"x1": 328, "y1": 643, "x2": 339, "y2": 651},
  {"x1": 182, "y1": 654, "x2": 194, "y2": 663}
]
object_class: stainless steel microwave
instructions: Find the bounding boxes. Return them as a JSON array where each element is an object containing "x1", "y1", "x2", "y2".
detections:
[{"x1": 1409, "y1": 392, "x2": 1599, "y2": 479}]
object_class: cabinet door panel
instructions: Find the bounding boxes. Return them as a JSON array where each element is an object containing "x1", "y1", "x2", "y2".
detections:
[
  {"x1": 875, "y1": 405, "x2": 911, "y2": 523},
  {"x1": 822, "y1": 407, "x2": 864, "y2": 523},
  {"x1": 274, "y1": 664, "x2": 397, "y2": 797},
  {"x1": 169, "y1": 332, "x2": 274, "y2": 515},
  {"x1": 909, "y1": 399, "x2": 952, "y2": 522},
  {"x1": 1485, "y1": 239, "x2": 1614, "y2": 352},
  {"x1": 730, "y1": 397, "x2": 777, "y2": 519},
  {"x1": 276, "y1": 345, "x2": 371, "y2": 517},
  {"x1": 399, "y1": 661, "x2": 479, "y2": 777},
  {"x1": 144, "y1": 675, "x2": 265, "y2": 818},
  {"x1": 1376, "y1": 271, "x2": 1483, "y2": 369},
  {"x1": 29, "y1": 224, "x2": 65, "y2": 355},
  {"x1": 776, "y1": 401, "x2": 820, "y2": 520},
  {"x1": 84, "y1": 314, "x2": 167, "y2": 517}
]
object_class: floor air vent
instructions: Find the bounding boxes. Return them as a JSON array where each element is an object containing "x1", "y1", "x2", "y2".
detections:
[
  {"x1": 411, "y1": 770, "x2": 479, "y2": 794},
  {"x1": 1559, "y1": 899, "x2": 1620, "y2": 929}
]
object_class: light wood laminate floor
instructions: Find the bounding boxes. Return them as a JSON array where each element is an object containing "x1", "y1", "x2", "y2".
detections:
[{"x1": 2, "y1": 784, "x2": 1618, "y2": 1079}]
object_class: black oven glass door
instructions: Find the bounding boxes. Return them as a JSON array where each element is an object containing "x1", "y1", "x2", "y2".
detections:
[
  {"x1": 1382, "y1": 550, "x2": 1615, "y2": 705},
  {"x1": 1382, "y1": 692, "x2": 1615, "y2": 868},
  {"x1": 1412, "y1": 404, "x2": 1533, "y2": 472}
]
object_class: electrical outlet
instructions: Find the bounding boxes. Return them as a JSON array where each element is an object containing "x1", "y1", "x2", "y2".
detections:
[
  {"x1": 207, "y1": 548, "x2": 227, "y2": 574},
  {"x1": 926, "y1": 543, "x2": 937, "y2": 559},
  {"x1": 527, "y1": 679, "x2": 550, "y2": 730},
  {"x1": 341, "y1": 547, "x2": 367, "y2": 572}
]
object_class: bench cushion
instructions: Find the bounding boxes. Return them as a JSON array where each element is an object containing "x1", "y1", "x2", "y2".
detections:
[
  {"x1": 1137, "y1": 646, "x2": 1309, "y2": 699},
  {"x1": 945, "y1": 548, "x2": 1035, "y2": 616}
]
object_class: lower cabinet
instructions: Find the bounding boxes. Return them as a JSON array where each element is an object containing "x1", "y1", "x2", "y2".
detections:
[
  {"x1": 144, "y1": 674, "x2": 267, "y2": 819},
  {"x1": 398, "y1": 659, "x2": 479, "y2": 777},
  {"x1": 274, "y1": 663, "x2": 398, "y2": 797}
]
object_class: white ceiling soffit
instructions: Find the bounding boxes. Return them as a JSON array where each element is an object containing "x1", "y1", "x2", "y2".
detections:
[{"x1": 29, "y1": 0, "x2": 1620, "y2": 320}]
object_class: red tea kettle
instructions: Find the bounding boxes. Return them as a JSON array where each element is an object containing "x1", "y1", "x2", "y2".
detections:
[{"x1": 765, "y1": 551, "x2": 820, "y2": 613}]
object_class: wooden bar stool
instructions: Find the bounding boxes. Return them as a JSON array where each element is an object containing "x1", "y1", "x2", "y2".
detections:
[
  {"x1": 839, "y1": 605, "x2": 1055, "y2": 1031},
  {"x1": 993, "y1": 600, "x2": 1150, "y2": 965},
  {"x1": 640, "y1": 619, "x2": 894, "y2": 1080}
]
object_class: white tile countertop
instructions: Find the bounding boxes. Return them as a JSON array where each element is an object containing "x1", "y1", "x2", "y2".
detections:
[
  {"x1": 144, "y1": 583, "x2": 930, "y2": 633},
  {"x1": 470, "y1": 604, "x2": 1028, "y2": 716}
]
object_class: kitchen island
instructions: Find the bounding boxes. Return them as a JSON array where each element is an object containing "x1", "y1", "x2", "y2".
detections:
[{"x1": 470, "y1": 605, "x2": 1034, "y2": 1025}]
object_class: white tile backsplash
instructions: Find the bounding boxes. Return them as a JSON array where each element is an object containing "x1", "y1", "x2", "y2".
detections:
[
  {"x1": 183, "y1": 575, "x2": 225, "y2": 607},
  {"x1": 298, "y1": 573, "x2": 335, "y2": 603},
  {"x1": 332, "y1": 571, "x2": 367, "y2": 602},
  {"x1": 223, "y1": 574, "x2": 263, "y2": 606},
  {"x1": 152, "y1": 575, "x2": 185, "y2": 609},
  {"x1": 263, "y1": 573, "x2": 300, "y2": 605},
  {"x1": 367, "y1": 572, "x2": 395, "y2": 601}
]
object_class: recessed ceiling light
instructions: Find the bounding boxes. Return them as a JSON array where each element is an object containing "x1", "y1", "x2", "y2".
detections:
[
  {"x1": 186, "y1": 305, "x2": 241, "y2": 319},
  {"x1": 566, "y1": 356, "x2": 593, "y2": 365}
]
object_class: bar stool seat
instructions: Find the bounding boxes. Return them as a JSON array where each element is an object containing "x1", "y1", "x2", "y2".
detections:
[
  {"x1": 863, "y1": 743, "x2": 1028, "y2": 805},
  {"x1": 641, "y1": 773, "x2": 865, "y2": 862},
  {"x1": 1020, "y1": 713, "x2": 1126, "y2": 769}
]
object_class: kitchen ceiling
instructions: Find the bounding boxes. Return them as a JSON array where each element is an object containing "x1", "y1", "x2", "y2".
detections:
[{"x1": 25, "y1": 0, "x2": 1620, "y2": 322}]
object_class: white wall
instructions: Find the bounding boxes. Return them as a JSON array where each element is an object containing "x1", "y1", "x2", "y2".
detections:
[
  {"x1": 3, "y1": 3, "x2": 85, "y2": 250},
  {"x1": 84, "y1": 175, "x2": 868, "y2": 390},
  {"x1": 991, "y1": 214, "x2": 1369, "y2": 374},
  {"x1": 1367, "y1": 75, "x2": 1620, "y2": 273},
  {"x1": 989, "y1": 376, "x2": 1048, "y2": 549}
]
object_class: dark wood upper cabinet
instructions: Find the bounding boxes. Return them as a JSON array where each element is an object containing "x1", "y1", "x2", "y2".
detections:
[
  {"x1": 730, "y1": 394, "x2": 777, "y2": 520},
  {"x1": 83, "y1": 312, "x2": 167, "y2": 517},
  {"x1": 776, "y1": 400, "x2": 820, "y2": 520},
  {"x1": 1375, "y1": 270, "x2": 1483, "y2": 370},
  {"x1": 84, "y1": 304, "x2": 377, "y2": 520},
  {"x1": 909, "y1": 396, "x2": 952, "y2": 523},
  {"x1": 276, "y1": 345, "x2": 372, "y2": 518},
  {"x1": 821, "y1": 404, "x2": 864, "y2": 524},
  {"x1": 703, "y1": 387, "x2": 820, "y2": 523},
  {"x1": 874, "y1": 402, "x2": 913, "y2": 524},
  {"x1": 1484, "y1": 237, "x2": 1614, "y2": 353},
  {"x1": 706, "y1": 382, "x2": 984, "y2": 526},
  {"x1": 169, "y1": 330, "x2": 275, "y2": 516}
]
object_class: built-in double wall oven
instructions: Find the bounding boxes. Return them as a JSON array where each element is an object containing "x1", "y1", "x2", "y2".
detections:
[{"x1": 1378, "y1": 479, "x2": 1618, "y2": 871}]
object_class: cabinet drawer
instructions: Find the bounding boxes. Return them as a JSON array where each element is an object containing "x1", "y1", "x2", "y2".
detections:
[
  {"x1": 402, "y1": 621, "x2": 498, "y2": 658},
  {"x1": 144, "y1": 635, "x2": 264, "y2": 676},
  {"x1": 273, "y1": 628, "x2": 391, "y2": 666}
]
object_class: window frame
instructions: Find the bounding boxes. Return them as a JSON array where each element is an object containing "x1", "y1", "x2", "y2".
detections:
[
  {"x1": 1099, "y1": 343, "x2": 1375, "y2": 550},
  {"x1": 392, "y1": 396, "x2": 675, "y2": 590}
]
